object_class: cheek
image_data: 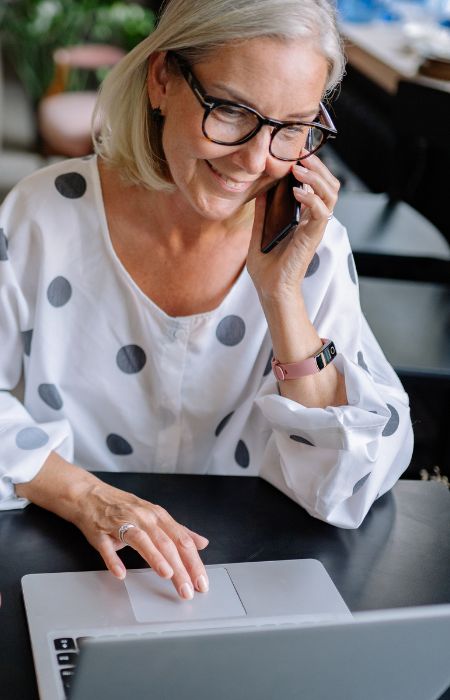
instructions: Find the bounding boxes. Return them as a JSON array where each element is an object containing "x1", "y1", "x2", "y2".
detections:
[{"x1": 162, "y1": 101, "x2": 212, "y2": 161}]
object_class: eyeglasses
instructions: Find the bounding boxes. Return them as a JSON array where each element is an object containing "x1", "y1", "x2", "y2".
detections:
[{"x1": 170, "y1": 52, "x2": 337, "y2": 162}]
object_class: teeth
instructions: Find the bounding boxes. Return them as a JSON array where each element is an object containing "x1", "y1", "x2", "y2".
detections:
[{"x1": 209, "y1": 163, "x2": 248, "y2": 190}]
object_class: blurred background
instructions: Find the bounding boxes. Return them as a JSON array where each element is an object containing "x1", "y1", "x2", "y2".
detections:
[{"x1": 0, "y1": 0, "x2": 449, "y2": 485}]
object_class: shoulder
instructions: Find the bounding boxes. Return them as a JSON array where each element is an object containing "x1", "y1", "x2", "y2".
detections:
[
  {"x1": 2, "y1": 155, "x2": 97, "y2": 212},
  {"x1": 0, "y1": 156, "x2": 99, "y2": 246}
]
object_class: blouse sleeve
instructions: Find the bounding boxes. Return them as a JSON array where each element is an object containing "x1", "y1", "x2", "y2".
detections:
[
  {"x1": 255, "y1": 219, "x2": 413, "y2": 529},
  {"x1": 0, "y1": 185, "x2": 73, "y2": 510}
]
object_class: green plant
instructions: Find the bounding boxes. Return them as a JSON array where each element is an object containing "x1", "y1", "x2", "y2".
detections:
[{"x1": 0, "y1": 0, "x2": 155, "y2": 102}]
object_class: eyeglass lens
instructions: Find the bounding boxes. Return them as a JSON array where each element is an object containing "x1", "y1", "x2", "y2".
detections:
[{"x1": 204, "y1": 104, "x2": 325, "y2": 160}]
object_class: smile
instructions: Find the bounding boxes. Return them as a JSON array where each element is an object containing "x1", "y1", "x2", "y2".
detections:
[{"x1": 205, "y1": 161, "x2": 256, "y2": 193}]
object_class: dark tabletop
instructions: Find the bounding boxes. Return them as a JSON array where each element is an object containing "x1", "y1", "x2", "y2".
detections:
[{"x1": 1, "y1": 475, "x2": 450, "y2": 699}]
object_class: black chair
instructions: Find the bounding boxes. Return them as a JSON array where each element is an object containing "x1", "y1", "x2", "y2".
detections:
[
  {"x1": 331, "y1": 71, "x2": 450, "y2": 243},
  {"x1": 333, "y1": 191, "x2": 450, "y2": 478}
]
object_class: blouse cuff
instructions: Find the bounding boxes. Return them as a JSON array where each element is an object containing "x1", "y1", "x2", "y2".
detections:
[
  {"x1": 256, "y1": 354, "x2": 403, "y2": 451},
  {"x1": 0, "y1": 418, "x2": 74, "y2": 510}
]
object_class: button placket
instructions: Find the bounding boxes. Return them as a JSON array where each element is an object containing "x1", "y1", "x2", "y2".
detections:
[{"x1": 154, "y1": 319, "x2": 190, "y2": 471}]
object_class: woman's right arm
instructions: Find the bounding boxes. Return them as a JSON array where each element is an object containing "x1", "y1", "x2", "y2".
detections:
[{"x1": 1, "y1": 185, "x2": 208, "y2": 599}]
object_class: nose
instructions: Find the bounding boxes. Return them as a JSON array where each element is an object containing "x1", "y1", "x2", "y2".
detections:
[{"x1": 232, "y1": 126, "x2": 275, "y2": 176}]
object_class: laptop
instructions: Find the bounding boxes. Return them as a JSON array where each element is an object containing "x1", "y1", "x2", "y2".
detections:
[{"x1": 21, "y1": 559, "x2": 450, "y2": 700}]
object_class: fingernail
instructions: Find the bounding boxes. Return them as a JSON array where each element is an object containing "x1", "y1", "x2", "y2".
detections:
[
  {"x1": 294, "y1": 164, "x2": 307, "y2": 172},
  {"x1": 196, "y1": 575, "x2": 209, "y2": 593},
  {"x1": 158, "y1": 562, "x2": 173, "y2": 578},
  {"x1": 180, "y1": 582, "x2": 194, "y2": 600},
  {"x1": 113, "y1": 564, "x2": 126, "y2": 580}
]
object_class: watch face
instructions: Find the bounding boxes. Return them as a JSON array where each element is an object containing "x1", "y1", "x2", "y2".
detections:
[{"x1": 316, "y1": 341, "x2": 336, "y2": 370}]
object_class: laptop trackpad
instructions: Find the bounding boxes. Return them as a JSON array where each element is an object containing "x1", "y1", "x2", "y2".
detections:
[{"x1": 125, "y1": 568, "x2": 246, "y2": 623}]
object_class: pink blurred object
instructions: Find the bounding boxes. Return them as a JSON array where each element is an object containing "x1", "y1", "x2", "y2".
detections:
[{"x1": 38, "y1": 44, "x2": 126, "y2": 158}]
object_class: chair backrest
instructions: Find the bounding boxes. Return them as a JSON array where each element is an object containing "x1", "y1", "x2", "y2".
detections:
[
  {"x1": 391, "y1": 80, "x2": 450, "y2": 242},
  {"x1": 44, "y1": 44, "x2": 126, "y2": 97}
]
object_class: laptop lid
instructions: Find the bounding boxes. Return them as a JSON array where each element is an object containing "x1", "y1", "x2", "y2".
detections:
[{"x1": 70, "y1": 605, "x2": 450, "y2": 700}]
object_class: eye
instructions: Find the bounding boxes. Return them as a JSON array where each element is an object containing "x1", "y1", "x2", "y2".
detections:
[
  {"x1": 278, "y1": 124, "x2": 307, "y2": 141},
  {"x1": 212, "y1": 104, "x2": 254, "y2": 123}
]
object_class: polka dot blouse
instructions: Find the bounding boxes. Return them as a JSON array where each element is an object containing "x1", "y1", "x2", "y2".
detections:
[{"x1": 0, "y1": 157, "x2": 413, "y2": 528}]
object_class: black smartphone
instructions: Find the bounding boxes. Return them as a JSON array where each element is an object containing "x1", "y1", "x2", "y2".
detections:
[{"x1": 260, "y1": 170, "x2": 300, "y2": 254}]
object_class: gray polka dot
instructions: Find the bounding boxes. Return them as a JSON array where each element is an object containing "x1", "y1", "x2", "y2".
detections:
[
  {"x1": 215, "y1": 412, "x2": 234, "y2": 436},
  {"x1": 353, "y1": 472, "x2": 371, "y2": 495},
  {"x1": 235, "y1": 439, "x2": 250, "y2": 468},
  {"x1": 116, "y1": 345, "x2": 147, "y2": 374},
  {"x1": 38, "y1": 383, "x2": 63, "y2": 410},
  {"x1": 382, "y1": 404, "x2": 400, "y2": 437},
  {"x1": 357, "y1": 351, "x2": 370, "y2": 373},
  {"x1": 55, "y1": 172, "x2": 87, "y2": 198},
  {"x1": 263, "y1": 350, "x2": 273, "y2": 377},
  {"x1": 348, "y1": 253, "x2": 357, "y2": 284},
  {"x1": 47, "y1": 276, "x2": 72, "y2": 307},
  {"x1": 289, "y1": 434, "x2": 315, "y2": 446},
  {"x1": 22, "y1": 329, "x2": 33, "y2": 357},
  {"x1": 16, "y1": 427, "x2": 49, "y2": 450},
  {"x1": 216, "y1": 315, "x2": 246, "y2": 346},
  {"x1": 0, "y1": 228, "x2": 8, "y2": 261},
  {"x1": 106, "y1": 433, "x2": 133, "y2": 455},
  {"x1": 305, "y1": 253, "x2": 320, "y2": 278}
]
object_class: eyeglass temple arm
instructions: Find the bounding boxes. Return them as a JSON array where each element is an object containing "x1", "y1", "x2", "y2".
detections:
[
  {"x1": 319, "y1": 101, "x2": 337, "y2": 135},
  {"x1": 170, "y1": 52, "x2": 213, "y2": 109}
]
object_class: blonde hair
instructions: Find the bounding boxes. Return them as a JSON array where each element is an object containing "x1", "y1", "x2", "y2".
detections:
[{"x1": 93, "y1": 0, "x2": 345, "y2": 190}]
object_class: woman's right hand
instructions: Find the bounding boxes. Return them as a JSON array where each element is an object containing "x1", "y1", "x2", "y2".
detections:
[{"x1": 16, "y1": 453, "x2": 209, "y2": 600}]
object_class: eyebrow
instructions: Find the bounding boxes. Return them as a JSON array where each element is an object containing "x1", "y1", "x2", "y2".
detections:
[{"x1": 210, "y1": 81, "x2": 320, "y2": 121}]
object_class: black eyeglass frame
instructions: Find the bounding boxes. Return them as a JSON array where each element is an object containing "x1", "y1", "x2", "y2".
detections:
[{"x1": 169, "y1": 52, "x2": 337, "y2": 162}]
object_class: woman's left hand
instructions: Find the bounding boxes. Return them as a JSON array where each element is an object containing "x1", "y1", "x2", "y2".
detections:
[{"x1": 246, "y1": 153, "x2": 340, "y2": 300}]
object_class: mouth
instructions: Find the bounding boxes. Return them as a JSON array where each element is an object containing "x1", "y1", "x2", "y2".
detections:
[{"x1": 205, "y1": 161, "x2": 257, "y2": 193}]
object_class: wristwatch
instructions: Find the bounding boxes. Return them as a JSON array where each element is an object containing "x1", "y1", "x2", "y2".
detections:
[{"x1": 271, "y1": 339, "x2": 336, "y2": 380}]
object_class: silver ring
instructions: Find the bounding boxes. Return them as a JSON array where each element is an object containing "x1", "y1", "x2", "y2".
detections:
[
  {"x1": 118, "y1": 522, "x2": 136, "y2": 544},
  {"x1": 327, "y1": 211, "x2": 334, "y2": 221}
]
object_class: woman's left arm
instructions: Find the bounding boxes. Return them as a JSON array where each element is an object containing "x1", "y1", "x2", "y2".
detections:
[
  {"x1": 247, "y1": 154, "x2": 346, "y2": 409},
  {"x1": 247, "y1": 155, "x2": 413, "y2": 529}
]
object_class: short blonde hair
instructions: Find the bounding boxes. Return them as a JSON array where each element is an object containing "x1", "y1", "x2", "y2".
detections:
[{"x1": 94, "y1": 0, "x2": 345, "y2": 191}]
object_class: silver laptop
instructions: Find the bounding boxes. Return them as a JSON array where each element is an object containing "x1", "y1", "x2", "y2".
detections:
[
  {"x1": 21, "y1": 559, "x2": 450, "y2": 700},
  {"x1": 22, "y1": 559, "x2": 349, "y2": 699}
]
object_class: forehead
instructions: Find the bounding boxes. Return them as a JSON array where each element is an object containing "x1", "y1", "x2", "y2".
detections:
[{"x1": 191, "y1": 37, "x2": 329, "y2": 119}]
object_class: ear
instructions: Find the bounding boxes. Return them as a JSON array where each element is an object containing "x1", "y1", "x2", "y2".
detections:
[{"x1": 147, "y1": 51, "x2": 171, "y2": 115}]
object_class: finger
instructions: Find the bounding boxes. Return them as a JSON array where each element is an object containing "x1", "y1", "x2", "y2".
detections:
[
  {"x1": 293, "y1": 186, "x2": 329, "y2": 222},
  {"x1": 184, "y1": 526, "x2": 209, "y2": 550},
  {"x1": 297, "y1": 150, "x2": 340, "y2": 189},
  {"x1": 151, "y1": 511, "x2": 209, "y2": 593},
  {"x1": 292, "y1": 164, "x2": 338, "y2": 208},
  {"x1": 150, "y1": 527, "x2": 200, "y2": 599},
  {"x1": 121, "y1": 525, "x2": 175, "y2": 580},
  {"x1": 174, "y1": 529, "x2": 209, "y2": 593},
  {"x1": 95, "y1": 533, "x2": 127, "y2": 580}
]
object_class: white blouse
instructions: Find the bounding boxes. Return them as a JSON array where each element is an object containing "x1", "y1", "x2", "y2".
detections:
[{"x1": 0, "y1": 156, "x2": 413, "y2": 527}]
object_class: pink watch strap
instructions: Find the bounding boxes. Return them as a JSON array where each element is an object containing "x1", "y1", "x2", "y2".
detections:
[{"x1": 271, "y1": 339, "x2": 336, "y2": 380}]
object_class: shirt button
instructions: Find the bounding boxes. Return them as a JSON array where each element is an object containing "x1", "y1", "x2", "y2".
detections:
[{"x1": 174, "y1": 328, "x2": 187, "y2": 342}]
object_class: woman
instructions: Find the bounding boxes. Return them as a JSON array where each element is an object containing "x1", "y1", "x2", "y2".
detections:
[{"x1": 0, "y1": 0, "x2": 413, "y2": 600}]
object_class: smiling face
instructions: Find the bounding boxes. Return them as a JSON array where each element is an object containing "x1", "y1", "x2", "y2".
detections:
[{"x1": 148, "y1": 37, "x2": 329, "y2": 223}]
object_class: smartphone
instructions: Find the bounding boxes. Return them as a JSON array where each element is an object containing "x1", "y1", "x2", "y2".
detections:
[
  {"x1": 260, "y1": 131, "x2": 315, "y2": 254},
  {"x1": 260, "y1": 170, "x2": 300, "y2": 254}
]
